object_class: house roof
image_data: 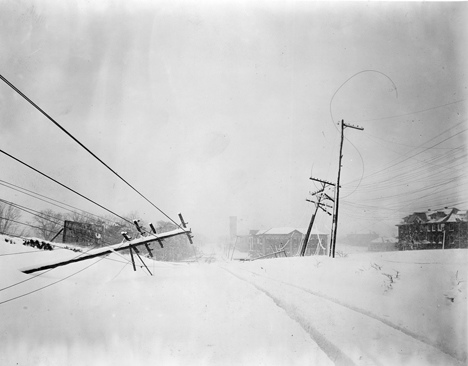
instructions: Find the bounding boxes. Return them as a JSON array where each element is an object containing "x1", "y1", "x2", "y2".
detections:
[
  {"x1": 445, "y1": 210, "x2": 467, "y2": 223},
  {"x1": 255, "y1": 227, "x2": 327, "y2": 236},
  {"x1": 370, "y1": 237, "x2": 398, "y2": 244},
  {"x1": 399, "y1": 207, "x2": 466, "y2": 225}
]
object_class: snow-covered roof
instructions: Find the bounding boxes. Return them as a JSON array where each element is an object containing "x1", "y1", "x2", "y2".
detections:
[
  {"x1": 400, "y1": 208, "x2": 467, "y2": 225},
  {"x1": 255, "y1": 227, "x2": 328, "y2": 236},
  {"x1": 370, "y1": 237, "x2": 398, "y2": 244},
  {"x1": 445, "y1": 211, "x2": 467, "y2": 223},
  {"x1": 263, "y1": 227, "x2": 300, "y2": 235}
]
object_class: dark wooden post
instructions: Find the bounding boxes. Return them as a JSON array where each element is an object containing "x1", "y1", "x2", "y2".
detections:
[
  {"x1": 330, "y1": 120, "x2": 363, "y2": 258},
  {"x1": 129, "y1": 245, "x2": 137, "y2": 271}
]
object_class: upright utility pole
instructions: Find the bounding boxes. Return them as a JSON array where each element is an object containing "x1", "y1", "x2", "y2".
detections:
[{"x1": 329, "y1": 119, "x2": 363, "y2": 258}]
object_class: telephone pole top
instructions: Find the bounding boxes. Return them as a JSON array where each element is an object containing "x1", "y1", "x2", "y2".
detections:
[{"x1": 329, "y1": 119, "x2": 364, "y2": 258}]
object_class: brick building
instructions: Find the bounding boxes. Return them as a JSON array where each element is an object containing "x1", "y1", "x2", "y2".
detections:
[
  {"x1": 242, "y1": 227, "x2": 328, "y2": 257},
  {"x1": 396, "y1": 208, "x2": 467, "y2": 250}
]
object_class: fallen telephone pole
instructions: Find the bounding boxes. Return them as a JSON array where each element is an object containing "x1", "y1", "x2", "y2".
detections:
[{"x1": 22, "y1": 215, "x2": 193, "y2": 274}]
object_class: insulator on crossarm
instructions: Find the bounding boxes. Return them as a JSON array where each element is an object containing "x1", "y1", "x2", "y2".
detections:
[
  {"x1": 178, "y1": 213, "x2": 188, "y2": 228},
  {"x1": 133, "y1": 220, "x2": 144, "y2": 235}
]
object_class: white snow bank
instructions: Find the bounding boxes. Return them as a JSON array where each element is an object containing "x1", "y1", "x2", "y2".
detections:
[
  {"x1": 1, "y1": 235, "x2": 466, "y2": 365},
  {"x1": 226, "y1": 248, "x2": 467, "y2": 363},
  {"x1": 0, "y1": 235, "x2": 330, "y2": 366}
]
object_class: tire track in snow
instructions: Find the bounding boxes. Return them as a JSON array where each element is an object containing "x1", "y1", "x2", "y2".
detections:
[
  {"x1": 220, "y1": 266, "x2": 357, "y2": 366},
  {"x1": 220, "y1": 265, "x2": 464, "y2": 366},
  {"x1": 228, "y1": 264, "x2": 462, "y2": 361}
]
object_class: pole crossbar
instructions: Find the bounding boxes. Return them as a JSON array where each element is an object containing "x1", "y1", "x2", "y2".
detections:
[
  {"x1": 309, "y1": 188, "x2": 326, "y2": 196},
  {"x1": 343, "y1": 122, "x2": 364, "y2": 130},
  {"x1": 21, "y1": 227, "x2": 190, "y2": 274},
  {"x1": 309, "y1": 177, "x2": 335, "y2": 186}
]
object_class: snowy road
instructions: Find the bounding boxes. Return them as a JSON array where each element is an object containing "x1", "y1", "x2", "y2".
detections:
[
  {"x1": 119, "y1": 264, "x2": 334, "y2": 366},
  {"x1": 1, "y1": 239, "x2": 466, "y2": 365},
  {"x1": 1, "y1": 245, "x2": 331, "y2": 365},
  {"x1": 222, "y1": 264, "x2": 464, "y2": 366}
]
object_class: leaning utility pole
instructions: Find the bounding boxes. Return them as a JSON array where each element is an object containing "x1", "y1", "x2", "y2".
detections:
[
  {"x1": 299, "y1": 178, "x2": 334, "y2": 256},
  {"x1": 329, "y1": 119, "x2": 363, "y2": 258}
]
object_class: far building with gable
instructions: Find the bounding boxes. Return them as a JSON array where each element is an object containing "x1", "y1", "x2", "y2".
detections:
[{"x1": 396, "y1": 207, "x2": 467, "y2": 250}]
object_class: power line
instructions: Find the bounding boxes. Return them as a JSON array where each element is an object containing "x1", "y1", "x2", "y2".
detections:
[
  {"x1": 109, "y1": 261, "x2": 130, "y2": 282},
  {"x1": 1, "y1": 226, "x2": 167, "y2": 305},
  {"x1": 335, "y1": 134, "x2": 467, "y2": 234},
  {"x1": 0, "y1": 197, "x2": 138, "y2": 265},
  {"x1": 0, "y1": 243, "x2": 94, "y2": 292},
  {"x1": 345, "y1": 122, "x2": 468, "y2": 186},
  {"x1": 0, "y1": 188, "x2": 155, "y2": 264},
  {"x1": 340, "y1": 136, "x2": 365, "y2": 199},
  {"x1": 338, "y1": 174, "x2": 468, "y2": 234},
  {"x1": 0, "y1": 198, "x2": 63, "y2": 225},
  {"x1": 346, "y1": 119, "x2": 467, "y2": 187},
  {"x1": 329, "y1": 69, "x2": 398, "y2": 132},
  {"x1": 351, "y1": 99, "x2": 465, "y2": 123},
  {"x1": 0, "y1": 215, "x2": 58, "y2": 234},
  {"x1": 327, "y1": 70, "x2": 398, "y2": 203},
  {"x1": 0, "y1": 185, "x2": 173, "y2": 265},
  {"x1": 0, "y1": 250, "x2": 54, "y2": 257},
  {"x1": 351, "y1": 153, "x2": 467, "y2": 193},
  {"x1": 341, "y1": 174, "x2": 467, "y2": 219},
  {"x1": 0, "y1": 180, "x2": 117, "y2": 225},
  {"x1": 0, "y1": 180, "x2": 176, "y2": 260},
  {"x1": 363, "y1": 130, "x2": 464, "y2": 150},
  {"x1": 0, "y1": 253, "x2": 108, "y2": 306},
  {"x1": 0, "y1": 197, "x2": 126, "y2": 244},
  {"x1": 0, "y1": 73, "x2": 182, "y2": 229},
  {"x1": 0, "y1": 198, "x2": 117, "y2": 248},
  {"x1": 0, "y1": 148, "x2": 132, "y2": 225},
  {"x1": 0, "y1": 230, "x2": 131, "y2": 295}
]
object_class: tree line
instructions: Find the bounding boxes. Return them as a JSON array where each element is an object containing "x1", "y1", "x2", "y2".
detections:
[{"x1": 0, "y1": 201, "x2": 197, "y2": 261}]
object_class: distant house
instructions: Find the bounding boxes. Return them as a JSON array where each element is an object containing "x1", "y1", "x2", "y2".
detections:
[
  {"x1": 396, "y1": 208, "x2": 467, "y2": 250},
  {"x1": 244, "y1": 227, "x2": 328, "y2": 257},
  {"x1": 343, "y1": 231, "x2": 379, "y2": 247},
  {"x1": 368, "y1": 237, "x2": 398, "y2": 252}
]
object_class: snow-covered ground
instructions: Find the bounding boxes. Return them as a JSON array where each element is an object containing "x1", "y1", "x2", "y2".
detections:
[{"x1": 0, "y1": 235, "x2": 466, "y2": 365}]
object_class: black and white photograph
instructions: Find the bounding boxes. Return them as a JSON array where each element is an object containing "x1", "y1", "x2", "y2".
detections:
[{"x1": 0, "y1": 1, "x2": 467, "y2": 365}]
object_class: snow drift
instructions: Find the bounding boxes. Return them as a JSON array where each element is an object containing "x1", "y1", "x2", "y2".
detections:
[{"x1": 0, "y1": 235, "x2": 466, "y2": 365}]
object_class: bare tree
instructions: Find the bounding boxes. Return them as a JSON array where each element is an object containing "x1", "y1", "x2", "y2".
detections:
[
  {"x1": 147, "y1": 221, "x2": 195, "y2": 261},
  {"x1": 65, "y1": 210, "x2": 106, "y2": 225},
  {"x1": 0, "y1": 201, "x2": 22, "y2": 235},
  {"x1": 32, "y1": 209, "x2": 64, "y2": 240}
]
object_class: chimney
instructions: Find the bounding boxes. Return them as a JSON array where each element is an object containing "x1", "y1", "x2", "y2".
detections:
[{"x1": 229, "y1": 216, "x2": 237, "y2": 240}]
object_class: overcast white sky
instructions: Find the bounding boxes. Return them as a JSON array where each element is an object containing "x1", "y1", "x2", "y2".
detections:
[{"x1": 0, "y1": 1, "x2": 467, "y2": 242}]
